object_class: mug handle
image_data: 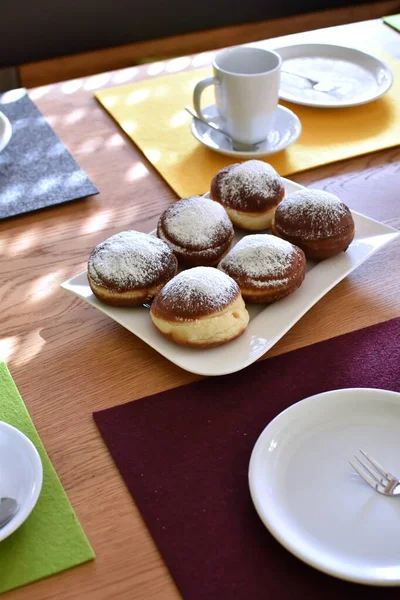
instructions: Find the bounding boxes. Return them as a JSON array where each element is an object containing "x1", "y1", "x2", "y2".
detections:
[{"x1": 193, "y1": 77, "x2": 217, "y2": 121}]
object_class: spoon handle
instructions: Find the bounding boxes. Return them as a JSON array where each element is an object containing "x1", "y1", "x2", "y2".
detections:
[
  {"x1": 184, "y1": 106, "x2": 228, "y2": 136},
  {"x1": 0, "y1": 497, "x2": 18, "y2": 528},
  {"x1": 184, "y1": 106, "x2": 263, "y2": 151}
]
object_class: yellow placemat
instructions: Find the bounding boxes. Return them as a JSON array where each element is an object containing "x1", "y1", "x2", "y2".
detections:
[{"x1": 95, "y1": 58, "x2": 400, "y2": 198}]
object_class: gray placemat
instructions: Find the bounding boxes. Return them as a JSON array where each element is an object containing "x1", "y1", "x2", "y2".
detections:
[{"x1": 0, "y1": 89, "x2": 98, "y2": 219}]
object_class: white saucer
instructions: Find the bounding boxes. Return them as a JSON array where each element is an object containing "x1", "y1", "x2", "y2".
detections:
[
  {"x1": 190, "y1": 104, "x2": 301, "y2": 158},
  {"x1": 249, "y1": 388, "x2": 400, "y2": 585},
  {"x1": 0, "y1": 422, "x2": 43, "y2": 542},
  {"x1": 275, "y1": 43, "x2": 393, "y2": 108},
  {"x1": 0, "y1": 111, "x2": 12, "y2": 153}
]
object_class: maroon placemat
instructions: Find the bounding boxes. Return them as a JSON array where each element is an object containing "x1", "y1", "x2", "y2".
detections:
[{"x1": 94, "y1": 318, "x2": 400, "y2": 599}]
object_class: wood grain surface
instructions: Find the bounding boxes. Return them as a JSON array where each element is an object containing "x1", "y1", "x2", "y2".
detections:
[
  {"x1": 1, "y1": 19, "x2": 399, "y2": 600},
  {"x1": 18, "y1": 0, "x2": 400, "y2": 87}
]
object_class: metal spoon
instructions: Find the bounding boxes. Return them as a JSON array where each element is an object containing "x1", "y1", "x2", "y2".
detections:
[
  {"x1": 0, "y1": 497, "x2": 18, "y2": 528},
  {"x1": 185, "y1": 106, "x2": 265, "y2": 152},
  {"x1": 281, "y1": 69, "x2": 341, "y2": 93}
]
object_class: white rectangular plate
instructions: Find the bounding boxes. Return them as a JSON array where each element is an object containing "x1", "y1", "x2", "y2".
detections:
[{"x1": 61, "y1": 178, "x2": 399, "y2": 376}]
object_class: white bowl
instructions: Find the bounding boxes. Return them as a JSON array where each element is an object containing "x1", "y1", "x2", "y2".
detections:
[
  {"x1": 0, "y1": 422, "x2": 43, "y2": 542},
  {"x1": 0, "y1": 111, "x2": 12, "y2": 153}
]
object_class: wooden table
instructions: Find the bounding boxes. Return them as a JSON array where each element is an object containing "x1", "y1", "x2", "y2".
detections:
[{"x1": 2, "y1": 18, "x2": 399, "y2": 600}]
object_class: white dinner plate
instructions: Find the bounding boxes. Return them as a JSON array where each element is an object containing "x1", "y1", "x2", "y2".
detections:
[
  {"x1": 190, "y1": 104, "x2": 301, "y2": 159},
  {"x1": 249, "y1": 388, "x2": 400, "y2": 585},
  {"x1": 0, "y1": 422, "x2": 43, "y2": 542},
  {"x1": 0, "y1": 111, "x2": 12, "y2": 153},
  {"x1": 61, "y1": 178, "x2": 399, "y2": 377},
  {"x1": 275, "y1": 44, "x2": 393, "y2": 108}
]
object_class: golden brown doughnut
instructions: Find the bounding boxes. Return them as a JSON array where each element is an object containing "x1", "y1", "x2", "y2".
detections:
[
  {"x1": 150, "y1": 267, "x2": 249, "y2": 347},
  {"x1": 271, "y1": 189, "x2": 355, "y2": 260},
  {"x1": 218, "y1": 234, "x2": 306, "y2": 303},
  {"x1": 157, "y1": 196, "x2": 234, "y2": 267},
  {"x1": 210, "y1": 160, "x2": 285, "y2": 231},
  {"x1": 88, "y1": 230, "x2": 178, "y2": 306}
]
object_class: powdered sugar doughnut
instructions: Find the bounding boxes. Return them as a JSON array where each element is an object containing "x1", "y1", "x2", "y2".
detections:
[
  {"x1": 88, "y1": 230, "x2": 178, "y2": 306},
  {"x1": 210, "y1": 160, "x2": 285, "y2": 231},
  {"x1": 271, "y1": 189, "x2": 355, "y2": 260},
  {"x1": 150, "y1": 267, "x2": 249, "y2": 347},
  {"x1": 157, "y1": 196, "x2": 234, "y2": 267},
  {"x1": 219, "y1": 234, "x2": 306, "y2": 303}
]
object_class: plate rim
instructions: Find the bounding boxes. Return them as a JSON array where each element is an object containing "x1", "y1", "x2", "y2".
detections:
[
  {"x1": 248, "y1": 387, "x2": 400, "y2": 585},
  {"x1": 0, "y1": 421, "x2": 43, "y2": 542},
  {"x1": 190, "y1": 104, "x2": 302, "y2": 158},
  {"x1": 274, "y1": 42, "x2": 393, "y2": 108},
  {"x1": 60, "y1": 178, "x2": 399, "y2": 377},
  {"x1": 0, "y1": 111, "x2": 12, "y2": 153}
]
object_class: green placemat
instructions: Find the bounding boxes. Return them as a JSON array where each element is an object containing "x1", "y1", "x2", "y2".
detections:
[
  {"x1": 383, "y1": 14, "x2": 400, "y2": 32},
  {"x1": 0, "y1": 362, "x2": 95, "y2": 594}
]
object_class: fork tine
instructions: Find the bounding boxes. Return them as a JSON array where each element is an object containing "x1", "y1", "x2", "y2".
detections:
[
  {"x1": 359, "y1": 449, "x2": 392, "y2": 479},
  {"x1": 354, "y1": 456, "x2": 388, "y2": 486},
  {"x1": 349, "y1": 460, "x2": 383, "y2": 492}
]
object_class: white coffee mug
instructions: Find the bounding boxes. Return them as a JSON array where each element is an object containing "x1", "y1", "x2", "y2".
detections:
[{"x1": 193, "y1": 46, "x2": 281, "y2": 145}]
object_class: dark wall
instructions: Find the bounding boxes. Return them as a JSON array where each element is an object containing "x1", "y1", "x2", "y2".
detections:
[{"x1": 2, "y1": 0, "x2": 376, "y2": 66}]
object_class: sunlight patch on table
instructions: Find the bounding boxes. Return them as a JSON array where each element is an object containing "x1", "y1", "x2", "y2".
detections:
[
  {"x1": 106, "y1": 133, "x2": 125, "y2": 148},
  {"x1": 146, "y1": 149, "x2": 161, "y2": 164},
  {"x1": 46, "y1": 141, "x2": 65, "y2": 158},
  {"x1": 0, "y1": 184, "x2": 25, "y2": 203},
  {"x1": 125, "y1": 89, "x2": 149, "y2": 105},
  {"x1": 0, "y1": 336, "x2": 18, "y2": 362},
  {"x1": 32, "y1": 175, "x2": 61, "y2": 197},
  {"x1": 29, "y1": 270, "x2": 66, "y2": 302},
  {"x1": 121, "y1": 119, "x2": 137, "y2": 134},
  {"x1": 102, "y1": 95, "x2": 119, "y2": 109},
  {"x1": 170, "y1": 111, "x2": 189, "y2": 128},
  {"x1": 81, "y1": 211, "x2": 112, "y2": 234},
  {"x1": 64, "y1": 108, "x2": 86, "y2": 125},
  {"x1": 30, "y1": 85, "x2": 54, "y2": 100},
  {"x1": 191, "y1": 52, "x2": 214, "y2": 67},
  {"x1": 0, "y1": 89, "x2": 27, "y2": 104},
  {"x1": 126, "y1": 163, "x2": 149, "y2": 181},
  {"x1": 84, "y1": 73, "x2": 111, "y2": 91},
  {"x1": 112, "y1": 67, "x2": 139, "y2": 84},
  {"x1": 147, "y1": 62, "x2": 165, "y2": 76},
  {"x1": 13, "y1": 330, "x2": 46, "y2": 367},
  {"x1": 61, "y1": 79, "x2": 83, "y2": 94},
  {"x1": 166, "y1": 57, "x2": 191, "y2": 73},
  {"x1": 45, "y1": 114, "x2": 58, "y2": 126},
  {"x1": 7, "y1": 228, "x2": 39, "y2": 255},
  {"x1": 77, "y1": 136, "x2": 105, "y2": 154},
  {"x1": 152, "y1": 85, "x2": 169, "y2": 98}
]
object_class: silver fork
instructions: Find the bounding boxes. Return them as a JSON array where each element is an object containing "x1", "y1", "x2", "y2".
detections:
[{"x1": 349, "y1": 449, "x2": 400, "y2": 496}]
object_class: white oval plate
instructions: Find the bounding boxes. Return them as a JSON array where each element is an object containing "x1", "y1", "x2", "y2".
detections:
[
  {"x1": 0, "y1": 422, "x2": 43, "y2": 542},
  {"x1": 60, "y1": 178, "x2": 399, "y2": 377},
  {"x1": 275, "y1": 44, "x2": 393, "y2": 108},
  {"x1": 0, "y1": 111, "x2": 12, "y2": 153},
  {"x1": 249, "y1": 388, "x2": 400, "y2": 585},
  {"x1": 190, "y1": 104, "x2": 301, "y2": 158}
]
